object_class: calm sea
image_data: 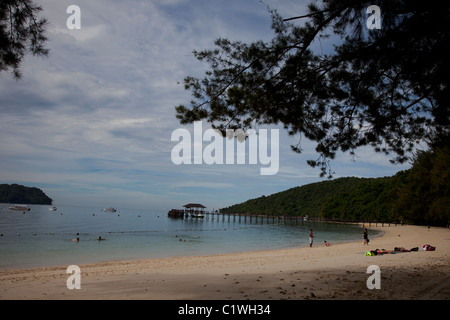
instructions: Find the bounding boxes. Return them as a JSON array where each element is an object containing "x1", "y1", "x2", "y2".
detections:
[{"x1": 0, "y1": 204, "x2": 378, "y2": 270}]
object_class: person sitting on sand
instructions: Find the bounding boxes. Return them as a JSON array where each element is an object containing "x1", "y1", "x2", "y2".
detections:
[{"x1": 324, "y1": 240, "x2": 331, "y2": 247}]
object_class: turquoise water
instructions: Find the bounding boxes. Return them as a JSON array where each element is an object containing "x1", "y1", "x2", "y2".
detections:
[{"x1": 0, "y1": 204, "x2": 378, "y2": 269}]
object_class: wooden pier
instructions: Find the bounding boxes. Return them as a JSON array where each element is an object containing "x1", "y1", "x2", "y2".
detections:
[
  {"x1": 168, "y1": 204, "x2": 402, "y2": 227},
  {"x1": 170, "y1": 209, "x2": 312, "y2": 225}
]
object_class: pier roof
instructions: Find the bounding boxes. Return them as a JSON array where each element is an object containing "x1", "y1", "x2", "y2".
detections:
[{"x1": 183, "y1": 203, "x2": 206, "y2": 208}]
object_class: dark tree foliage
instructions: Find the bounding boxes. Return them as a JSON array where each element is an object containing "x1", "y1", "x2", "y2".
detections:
[
  {"x1": 0, "y1": 0, "x2": 49, "y2": 78},
  {"x1": 176, "y1": 0, "x2": 450, "y2": 177},
  {"x1": 394, "y1": 137, "x2": 450, "y2": 226}
]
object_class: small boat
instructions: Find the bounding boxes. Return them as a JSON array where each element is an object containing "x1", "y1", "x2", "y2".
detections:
[
  {"x1": 49, "y1": 205, "x2": 57, "y2": 211},
  {"x1": 191, "y1": 212, "x2": 205, "y2": 218},
  {"x1": 9, "y1": 205, "x2": 30, "y2": 211},
  {"x1": 103, "y1": 207, "x2": 117, "y2": 212},
  {"x1": 180, "y1": 203, "x2": 208, "y2": 218}
]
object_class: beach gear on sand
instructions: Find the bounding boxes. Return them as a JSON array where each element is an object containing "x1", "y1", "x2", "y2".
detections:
[
  {"x1": 365, "y1": 245, "x2": 436, "y2": 256},
  {"x1": 422, "y1": 244, "x2": 436, "y2": 251},
  {"x1": 394, "y1": 247, "x2": 410, "y2": 252}
]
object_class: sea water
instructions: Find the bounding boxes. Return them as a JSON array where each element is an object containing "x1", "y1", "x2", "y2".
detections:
[{"x1": 0, "y1": 204, "x2": 380, "y2": 269}]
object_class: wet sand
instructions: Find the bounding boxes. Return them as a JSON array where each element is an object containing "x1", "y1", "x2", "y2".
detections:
[{"x1": 0, "y1": 225, "x2": 448, "y2": 300}]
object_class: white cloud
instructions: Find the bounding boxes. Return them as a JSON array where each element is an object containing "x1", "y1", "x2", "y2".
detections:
[
  {"x1": 52, "y1": 24, "x2": 107, "y2": 42},
  {"x1": 0, "y1": 0, "x2": 413, "y2": 210}
]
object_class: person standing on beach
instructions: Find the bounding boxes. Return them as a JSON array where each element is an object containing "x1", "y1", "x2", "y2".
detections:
[
  {"x1": 363, "y1": 228, "x2": 369, "y2": 245},
  {"x1": 309, "y1": 229, "x2": 314, "y2": 247}
]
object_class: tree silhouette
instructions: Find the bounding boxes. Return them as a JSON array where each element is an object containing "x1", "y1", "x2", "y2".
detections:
[
  {"x1": 0, "y1": 0, "x2": 49, "y2": 78},
  {"x1": 176, "y1": 0, "x2": 449, "y2": 177}
]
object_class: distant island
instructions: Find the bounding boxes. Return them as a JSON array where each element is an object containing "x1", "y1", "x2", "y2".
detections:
[{"x1": 0, "y1": 184, "x2": 52, "y2": 205}]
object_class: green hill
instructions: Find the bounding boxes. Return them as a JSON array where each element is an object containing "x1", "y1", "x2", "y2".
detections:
[
  {"x1": 220, "y1": 176, "x2": 392, "y2": 219},
  {"x1": 221, "y1": 144, "x2": 449, "y2": 227},
  {"x1": 0, "y1": 184, "x2": 52, "y2": 205}
]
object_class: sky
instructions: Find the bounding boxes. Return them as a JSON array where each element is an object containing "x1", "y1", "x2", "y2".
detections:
[{"x1": 0, "y1": 0, "x2": 411, "y2": 211}]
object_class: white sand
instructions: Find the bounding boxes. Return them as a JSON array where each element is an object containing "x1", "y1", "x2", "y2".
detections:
[{"x1": 1, "y1": 225, "x2": 449, "y2": 300}]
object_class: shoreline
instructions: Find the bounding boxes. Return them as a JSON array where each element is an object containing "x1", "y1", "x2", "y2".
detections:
[
  {"x1": 0, "y1": 225, "x2": 448, "y2": 300},
  {"x1": 0, "y1": 224, "x2": 384, "y2": 272},
  {"x1": 0, "y1": 220, "x2": 381, "y2": 272}
]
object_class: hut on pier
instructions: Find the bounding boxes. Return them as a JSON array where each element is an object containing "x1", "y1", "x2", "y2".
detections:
[{"x1": 183, "y1": 203, "x2": 206, "y2": 218}]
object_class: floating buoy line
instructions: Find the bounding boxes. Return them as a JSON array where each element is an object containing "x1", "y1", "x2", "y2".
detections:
[{"x1": 0, "y1": 225, "x2": 261, "y2": 238}]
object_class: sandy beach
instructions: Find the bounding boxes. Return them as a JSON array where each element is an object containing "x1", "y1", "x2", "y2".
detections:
[{"x1": 0, "y1": 225, "x2": 448, "y2": 300}]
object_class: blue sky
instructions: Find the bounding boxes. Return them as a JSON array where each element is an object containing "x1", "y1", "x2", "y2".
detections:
[{"x1": 0, "y1": 0, "x2": 410, "y2": 211}]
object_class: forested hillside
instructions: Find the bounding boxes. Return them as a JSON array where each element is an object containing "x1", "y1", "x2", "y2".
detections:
[
  {"x1": 221, "y1": 177, "x2": 370, "y2": 217},
  {"x1": 221, "y1": 144, "x2": 449, "y2": 227},
  {"x1": 0, "y1": 184, "x2": 52, "y2": 205}
]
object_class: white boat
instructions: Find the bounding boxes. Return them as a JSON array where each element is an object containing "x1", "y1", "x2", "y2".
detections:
[
  {"x1": 49, "y1": 205, "x2": 57, "y2": 211},
  {"x1": 191, "y1": 213, "x2": 205, "y2": 218},
  {"x1": 9, "y1": 205, "x2": 30, "y2": 211}
]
